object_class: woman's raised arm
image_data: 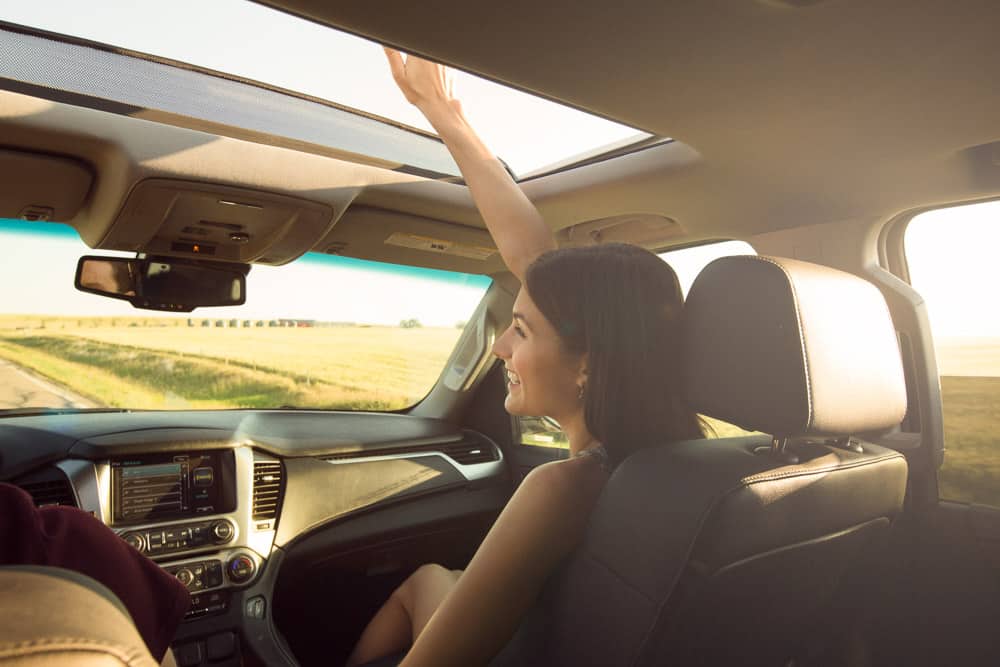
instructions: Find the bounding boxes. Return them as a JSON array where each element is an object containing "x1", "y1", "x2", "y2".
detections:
[{"x1": 385, "y1": 49, "x2": 556, "y2": 283}]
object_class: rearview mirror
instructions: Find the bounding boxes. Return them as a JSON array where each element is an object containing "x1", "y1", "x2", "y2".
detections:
[{"x1": 75, "y1": 256, "x2": 247, "y2": 312}]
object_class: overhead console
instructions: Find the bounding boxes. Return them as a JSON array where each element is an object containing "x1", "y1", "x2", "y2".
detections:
[{"x1": 97, "y1": 179, "x2": 337, "y2": 265}]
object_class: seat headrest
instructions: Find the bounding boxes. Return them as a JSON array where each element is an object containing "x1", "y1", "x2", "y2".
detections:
[{"x1": 682, "y1": 255, "x2": 907, "y2": 437}]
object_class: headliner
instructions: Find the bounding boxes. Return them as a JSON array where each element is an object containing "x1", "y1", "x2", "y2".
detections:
[{"x1": 264, "y1": 0, "x2": 1000, "y2": 239}]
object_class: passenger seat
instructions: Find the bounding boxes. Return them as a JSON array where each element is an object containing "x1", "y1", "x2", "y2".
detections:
[{"x1": 490, "y1": 255, "x2": 909, "y2": 666}]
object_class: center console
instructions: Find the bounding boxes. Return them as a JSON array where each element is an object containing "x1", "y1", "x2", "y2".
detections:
[
  {"x1": 60, "y1": 446, "x2": 280, "y2": 636},
  {"x1": 55, "y1": 443, "x2": 292, "y2": 666}
]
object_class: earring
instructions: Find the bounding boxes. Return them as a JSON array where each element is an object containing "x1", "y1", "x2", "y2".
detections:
[{"x1": 577, "y1": 383, "x2": 586, "y2": 400}]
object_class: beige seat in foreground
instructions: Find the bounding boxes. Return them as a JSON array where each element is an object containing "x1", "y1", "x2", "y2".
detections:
[{"x1": 0, "y1": 566, "x2": 164, "y2": 667}]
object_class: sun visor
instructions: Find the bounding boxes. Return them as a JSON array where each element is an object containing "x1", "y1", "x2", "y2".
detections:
[
  {"x1": 317, "y1": 205, "x2": 501, "y2": 274},
  {"x1": 0, "y1": 149, "x2": 93, "y2": 222},
  {"x1": 98, "y1": 179, "x2": 336, "y2": 265},
  {"x1": 557, "y1": 213, "x2": 685, "y2": 248}
]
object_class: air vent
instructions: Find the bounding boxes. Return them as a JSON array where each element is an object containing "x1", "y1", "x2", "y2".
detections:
[
  {"x1": 20, "y1": 479, "x2": 77, "y2": 508},
  {"x1": 440, "y1": 436, "x2": 499, "y2": 465},
  {"x1": 252, "y1": 460, "x2": 283, "y2": 520}
]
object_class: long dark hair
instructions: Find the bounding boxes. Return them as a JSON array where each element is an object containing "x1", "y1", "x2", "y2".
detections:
[{"x1": 524, "y1": 243, "x2": 703, "y2": 465}]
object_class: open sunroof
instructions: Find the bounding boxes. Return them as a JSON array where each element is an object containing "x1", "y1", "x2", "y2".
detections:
[{"x1": 2, "y1": 0, "x2": 657, "y2": 179}]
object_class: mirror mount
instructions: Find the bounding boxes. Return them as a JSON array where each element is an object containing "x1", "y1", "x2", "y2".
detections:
[{"x1": 75, "y1": 254, "x2": 249, "y2": 312}]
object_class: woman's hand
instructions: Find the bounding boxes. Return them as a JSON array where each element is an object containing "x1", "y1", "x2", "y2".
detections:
[
  {"x1": 384, "y1": 48, "x2": 462, "y2": 122},
  {"x1": 383, "y1": 47, "x2": 556, "y2": 282}
]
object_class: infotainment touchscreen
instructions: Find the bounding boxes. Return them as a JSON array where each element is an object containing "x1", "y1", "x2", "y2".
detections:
[{"x1": 111, "y1": 451, "x2": 236, "y2": 525}]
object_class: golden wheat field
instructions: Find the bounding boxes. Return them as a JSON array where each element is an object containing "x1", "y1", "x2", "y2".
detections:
[{"x1": 0, "y1": 316, "x2": 461, "y2": 410}]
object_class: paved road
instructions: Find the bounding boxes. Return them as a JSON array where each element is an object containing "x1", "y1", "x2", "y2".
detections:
[{"x1": 0, "y1": 359, "x2": 97, "y2": 410}]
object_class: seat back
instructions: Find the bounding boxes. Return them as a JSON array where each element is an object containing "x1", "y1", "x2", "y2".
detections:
[{"x1": 491, "y1": 256, "x2": 909, "y2": 667}]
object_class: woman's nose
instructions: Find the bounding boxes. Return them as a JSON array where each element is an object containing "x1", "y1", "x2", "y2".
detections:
[{"x1": 492, "y1": 327, "x2": 511, "y2": 360}]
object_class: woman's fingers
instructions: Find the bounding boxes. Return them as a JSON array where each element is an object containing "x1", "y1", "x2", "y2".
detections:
[
  {"x1": 383, "y1": 47, "x2": 455, "y2": 110},
  {"x1": 383, "y1": 47, "x2": 419, "y2": 104}
]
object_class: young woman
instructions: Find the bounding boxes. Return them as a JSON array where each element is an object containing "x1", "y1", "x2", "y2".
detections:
[{"x1": 345, "y1": 50, "x2": 703, "y2": 667}]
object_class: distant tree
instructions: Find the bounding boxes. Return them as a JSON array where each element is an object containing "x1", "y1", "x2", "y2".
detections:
[{"x1": 399, "y1": 318, "x2": 422, "y2": 329}]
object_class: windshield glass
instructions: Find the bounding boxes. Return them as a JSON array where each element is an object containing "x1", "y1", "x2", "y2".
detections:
[
  {"x1": 0, "y1": 219, "x2": 491, "y2": 412},
  {"x1": 2, "y1": 0, "x2": 653, "y2": 178}
]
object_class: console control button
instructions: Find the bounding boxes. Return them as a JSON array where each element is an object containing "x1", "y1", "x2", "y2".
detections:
[
  {"x1": 122, "y1": 532, "x2": 146, "y2": 553},
  {"x1": 245, "y1": 596, "x2": 266, "y2": 620},
  {"x1": 205, "y1": 561, "x2": 223, "y2": 588},
  {"x1": 175, "y1": 568, "x2": 194, "y2": 587},
  {"x1": 227, "y1": 554, "x2": 255, "y2": 583},
  {"x1": 211, "y1": 520, "x2": 234, "y2": 543},
  {"x1": 147, "y1": 531, "x2": 165, "y2": 552}
]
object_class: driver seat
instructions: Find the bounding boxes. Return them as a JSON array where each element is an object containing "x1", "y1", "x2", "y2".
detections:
[
  {"x1": 490, "y1": 255, "x2": 909, "y2": 666},
  {"x1": 0, "y1": 566, "x2": 165, "y2": 666}
]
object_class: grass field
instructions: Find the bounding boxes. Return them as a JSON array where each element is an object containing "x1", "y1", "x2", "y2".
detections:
[
  {"x1": 1, "y1": 317, "x2": 998, "y2": 505},
  {"x1": 939, "y1": 375, "x2": 1000, "y2": 505},
  {"x1": 0, "y1": 316, "x2": 460, "y2": 410}
]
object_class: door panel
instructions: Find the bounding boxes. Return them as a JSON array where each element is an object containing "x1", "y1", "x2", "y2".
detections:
[{"x1": 874, "y1": 503, "x2": 1000, "y2": 666}]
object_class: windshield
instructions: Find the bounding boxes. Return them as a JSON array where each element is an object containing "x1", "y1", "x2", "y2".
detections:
[{"x1": 0, "y1": 219, "x2": 491, "y2": 412}]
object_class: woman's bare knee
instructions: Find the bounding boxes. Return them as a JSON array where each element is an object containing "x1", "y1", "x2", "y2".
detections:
[
  {"x1": 394, "y1": 563, "x2": 461, "y2": 639},
  {"x1": 395, "y1": 564, "x2": 441, "y2": 607}
]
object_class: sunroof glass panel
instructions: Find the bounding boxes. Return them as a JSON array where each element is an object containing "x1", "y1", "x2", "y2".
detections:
[{"x1": 2, "y1": 0, "x2": 654, "y2": 178}]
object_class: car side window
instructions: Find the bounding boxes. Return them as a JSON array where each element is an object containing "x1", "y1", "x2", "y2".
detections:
[
  {"x1": 518, "y1": 240, "x2": 757, "y2": 448},
  {"x1": 906, "y1": 200, "x2": 1000, "y2": 506}
]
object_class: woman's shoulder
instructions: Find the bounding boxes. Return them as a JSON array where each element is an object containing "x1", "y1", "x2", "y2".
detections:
[{"x1": 522, "y1": 450, "x2": 610, "y2": 503}]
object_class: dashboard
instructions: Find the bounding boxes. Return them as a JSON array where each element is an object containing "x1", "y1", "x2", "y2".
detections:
[{"x1": 1, "y1": 409, "x2": 508, "y2": 665}]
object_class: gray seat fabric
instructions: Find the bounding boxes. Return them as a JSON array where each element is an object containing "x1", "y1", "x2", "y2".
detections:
[{"x1": 490, "y1": 256, "x2": 909, "y2": 667}]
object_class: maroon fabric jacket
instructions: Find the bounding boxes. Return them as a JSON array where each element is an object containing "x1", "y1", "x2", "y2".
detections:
[{"x1": 0, "y1": 482, "x2": 190, "y2": 661}]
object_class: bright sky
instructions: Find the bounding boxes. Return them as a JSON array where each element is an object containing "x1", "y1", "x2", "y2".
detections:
[
  {"x1": 0, "y1": 0, "x2": 648, "y2": 176},
  {"x1": 906, "y1": 200, "x2": 1000, "y2": 338},
  {"x1": 1, "y1": 222, "x2": 490, "y2": 326}
]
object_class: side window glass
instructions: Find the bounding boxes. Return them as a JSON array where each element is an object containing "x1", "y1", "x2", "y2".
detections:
[
  {"x1": 906, "y1": 200, "x2": 1000, "y2": 506},
  {"x1": 518, "y1": 239, "x2": 757, "y2": 448}
]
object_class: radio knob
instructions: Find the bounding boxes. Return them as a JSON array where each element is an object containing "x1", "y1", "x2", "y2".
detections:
[
  {"x1": 227, "y1": 554, "x2": 255, "y2": 584},
  {"x1": 175, "y1": 568, "x2": 194, "y2": 587},
  {"x1": 122, "y1": 532, "x2": 146, "y2": 553},
  {"x1": 211, "y1": 521, "x2": 234, "y2": 543}
]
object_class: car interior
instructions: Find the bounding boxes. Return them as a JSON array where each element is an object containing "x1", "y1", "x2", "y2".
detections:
[{"x1": 2, "y1": 1, "x2": 1000, "y2": 666}]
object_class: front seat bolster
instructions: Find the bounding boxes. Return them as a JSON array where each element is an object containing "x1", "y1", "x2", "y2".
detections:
[
  {"x1": 0, "y1": 568, "x2": 159, "y2": 666},
  {"x1": 691, "y1": 441, "x2": 907, "y2": 569}
]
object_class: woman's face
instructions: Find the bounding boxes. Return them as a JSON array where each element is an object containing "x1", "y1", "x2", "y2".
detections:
[{"x1": 492, "y1": 287, "x2": 585, "y2": 422}]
